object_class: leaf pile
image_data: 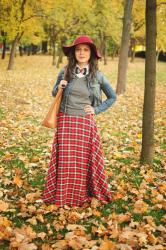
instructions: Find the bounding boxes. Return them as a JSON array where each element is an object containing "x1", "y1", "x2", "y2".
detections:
[{"x1": 0, "y1": 56, "x2": 165, "y2": 249}]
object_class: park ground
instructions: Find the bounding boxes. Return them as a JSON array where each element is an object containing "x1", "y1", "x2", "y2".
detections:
[{"x1": 0, "y1": 55, "x2": 166, "y2": 249}]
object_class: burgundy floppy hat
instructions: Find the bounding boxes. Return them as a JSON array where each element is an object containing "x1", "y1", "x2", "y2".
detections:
[{"x1": 62, "y1": 35, "x2": 101, "y2": 59}]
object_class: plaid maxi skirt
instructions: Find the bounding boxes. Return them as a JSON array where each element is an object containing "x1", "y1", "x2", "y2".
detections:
[{"x1": 42, "y1": 111, "x2": 112, "y2": 207}]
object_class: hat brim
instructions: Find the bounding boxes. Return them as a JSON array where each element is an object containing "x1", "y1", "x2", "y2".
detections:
[{"x1": 62, "y1": 42, "x2": 101, "y2": 59}]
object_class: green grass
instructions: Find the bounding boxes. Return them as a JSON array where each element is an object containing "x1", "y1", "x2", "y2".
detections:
[
  {"x1": 28, "y1": 174, "x2": 45, "y2": 188},
  {"x1": 121, "y1": 168, "x2": 144, "y2": 189},
  {"x1": 116, "y1": 157, "x2": 135, "y2": 165},
  {"x1": 0, "y1": 241, "x2": 9, "y2": 250},
  {"x1": 0, "y1": 149, "x2": 5, "y2": 156},
  {"x1": 147, "y1": 209, "x2": 166, "y2": 226},
  {"x1": 2, "y1": 157, "x2": 28, "y2": 175},
  {"x1": 132, "y1": 213, "x2": 143, "y2": 222},
  {"x1": 101, "y1": 199, "x2": 129, "y2": 216},
  {"x1": 0, "y1": 107, "x2": 5, "y2": 119}
]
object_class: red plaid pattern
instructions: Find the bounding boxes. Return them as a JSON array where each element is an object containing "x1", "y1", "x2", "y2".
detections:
[{"x1": 42, "y1": 111, "x2": 112, "y2": 207}]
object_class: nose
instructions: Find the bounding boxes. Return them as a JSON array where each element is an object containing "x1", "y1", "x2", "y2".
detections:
[{"x1": 79, "y1": 49, "x2": 84, "y2": 54}]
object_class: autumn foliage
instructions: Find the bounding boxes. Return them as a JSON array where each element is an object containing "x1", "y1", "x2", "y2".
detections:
[{"x1": 0, "y1": 56, "x2": 165, "y2": 249}]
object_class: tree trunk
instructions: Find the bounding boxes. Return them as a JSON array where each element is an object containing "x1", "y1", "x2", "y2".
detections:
[
  {"x1": 156, "y1": 49, "x2": 160, "y2": 62},
  {"x1": 130, "y1": 49, "x2": 136, "y2": 62},
  {"x1": 103, "y1": 38, "x2": 107, "y2": 65},
  {"x1": 140, "y1": 0, "x2": 156, "y2": 165},
  {"x1": 19, "y1": 46, "x2": 23, "y2": 56},
  {"x1": 116, "y1": 0, "x2": 134, "y2": 94},
  {"x1": 7, "y1": 34, "x2": 19, "y2": 70},
  {"x1": 56, "y1": 37, "x2": 66, "y2": 68},
  {"x1": 7, "y1": 32, "x2": 23, "y2": 70},
  {"x1": 42, "y1": 41, "x2": 48, "y2": 54},
  {"x1": 99, "y1": 31, "x2": 104, "y2": 59},
  {"x1": 52, "y1": 41, "x2": 56, "y2": 65},
  {"x1": 111, "y1": 48, "x2": 117, "y2": 60},
  {"x1": 2, "y1": 38, "x2": 6, "y2": 59},
  {"x1": 56, "y1": 49, "x2": 63, "y2": 68}
]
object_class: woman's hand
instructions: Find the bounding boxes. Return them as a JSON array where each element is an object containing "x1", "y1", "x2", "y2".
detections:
[
  {"x1": 58, "y1": 80, "x2": 68, "y2": 89},
  {"x1": 84, "y1": 105, "x2": 95, "y2": 115}
]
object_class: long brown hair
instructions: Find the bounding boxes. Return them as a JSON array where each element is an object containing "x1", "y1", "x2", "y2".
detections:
[{"x1": 64, "y1": 45, "x2": 99, "y2": 82}]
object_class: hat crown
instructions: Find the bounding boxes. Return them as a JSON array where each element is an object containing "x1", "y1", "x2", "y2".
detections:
[
  {"x1": 73, "y1": 35, "x2": 93, "y2": 45},
  {"x1": 62, "y1": 35, "x2": 101, "y2": 59}
]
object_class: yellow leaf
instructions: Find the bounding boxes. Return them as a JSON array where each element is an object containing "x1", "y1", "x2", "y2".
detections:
[
  {"x1": 26, "y1": 217, "x2": 37, "y2": 225},
  {"x1": 46, "y1": 204, "x2": 59, "y2": 212},
  {"x1": 31, "y1": 156, "x2": 39, "y2": 162},
  {"x1": 159, "y1": 183, "x2": 166, "y2": 193},
  {"x1": 52, "y1": 240, "x2": 68, "y2": 249},
  {"x1": 0, "y1": 167, "x2": 4, "y2": 174},
  {"x1": 0, "y1": 200, "x2": 9, "y2": 212},
  {"x1": 0, "y1": 216, "x2": 12, "y2": 227},
  {"x1": 17, "y1": 243, "x2": 37, "y2": 250},
  {"x1": 148, "y1": 233, "x2": 158, "y2": 245},
  {"x1": 36, "y1": 214, "x2": 44, "y2": 223},
  {"x1": 13, "y1": 175, "x2": 23, "y2": 187},
  {"x1": 91, "y1": 197, "x2": 101, "y2": 208},
  {"x1": 99, "y1": 236, "x2": 117, "y2": 250},
  {"x1": 92, "y1": 209, "x2": 101, "y2": 217},
  {"x1": 37, "y1": 232, "x2": 46, "y2": 240},
  {"x1": 41, "y1": 244, "x2": 53, "y2": 250},
  {"x1": 112, "y1": 193, "x2": 123, "y2": 200},
  {"x1": 118, "y1": 214, "x2": 131, "y2": 223},
  {"x1": 26, "y1": 191, "x2": 41, "y2": 202},
  {"x1": 133, "y1": 200, "x2": 148, "y2": 213},
  {"x1": 2, "y1": 152, "x2": 13, "y2": 161},
  {"x1": 137, "y1": 133, "x2": 142, "y2": 138}
]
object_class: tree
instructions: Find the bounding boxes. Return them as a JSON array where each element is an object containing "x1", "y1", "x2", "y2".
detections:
[
  {"x1": 0, "y1": 0, "x2": 51, "y2": 70},
  {"x1": 0, "y1": 31, "x2": 7, "y2": 59},
  {"x1": 130, "y1": 0, "x2": 145, "y2": 62},
  {"x1": 156, "y1": 0, "x2": 166, "y2": 60},
  {"x1": 116, "y1": 0, "x2": 134, "y2": 95},
  {"x1": 130, "y1": 0, "x2": 166, "y2": 63},
  {"x1": 43, "y1": 0, "x2": 93, "y2": 66},
  {"x1": 92, "y1": 0, "x2": 122, "y2": 64},
  {"x1": 140, "y1": 0, "x2": 157, "y2": 165}
]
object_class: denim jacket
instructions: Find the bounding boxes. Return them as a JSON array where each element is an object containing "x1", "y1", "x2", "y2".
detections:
[{"x1": 52, "y1": 67, "x2": 117, "y2": 115}]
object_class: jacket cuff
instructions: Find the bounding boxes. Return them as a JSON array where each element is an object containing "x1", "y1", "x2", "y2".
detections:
[
  {"x1": 52, "y1": 85, "x2": 58, "y2": 97},
  {"x1": 94, "y1": 107, "x2": 100, "y2": 115}
]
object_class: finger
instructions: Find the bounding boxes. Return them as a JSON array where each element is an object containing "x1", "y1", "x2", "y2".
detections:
[
  {"x1": 84, "y1": 108, "x2": 91, "y2": 112},
  {"x1": 85, "y1": 109, "x2": 93, "y2": 113},
  {"x1": 61, "y1": 84, "x2": 66, "y2": 88}
]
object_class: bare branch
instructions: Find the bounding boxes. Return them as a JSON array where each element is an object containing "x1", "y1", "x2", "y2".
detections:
[
  {"x1": 22, "y1": 14, "x2": 47, "y2": 22},
  {"x1": 157, "y1": 2, "x2": 166, "y2": 7}
]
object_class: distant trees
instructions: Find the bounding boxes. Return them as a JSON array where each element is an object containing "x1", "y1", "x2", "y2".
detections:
[
  {"x1": 0, "y1": 0, "x2": 123, "y2": 69},
  {"x1": 0, "y1": 0, "x2": 165, "y2": 71},
  {"x1": 0, "y1": 0, "x2": 51, "y2": 69}
]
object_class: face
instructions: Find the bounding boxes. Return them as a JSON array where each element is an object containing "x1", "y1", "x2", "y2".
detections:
[{"x1": 75, "y1": 44, "x2": 91, "y2": 66}]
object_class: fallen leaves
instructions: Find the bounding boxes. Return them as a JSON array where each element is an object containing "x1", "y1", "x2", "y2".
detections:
[
  {"x1": 0, "y1": 216, "x2": 13, "y2": 240},
  {"x1": 13, "y1": 175, "x2": 23, "y2": 187},
  {"x1": 26, "y1": 191, "x2": 41, "y2": 202},
  {"x1": 9, "y1": 225, "x2": 37, "y2": 249},
  {"x1": 99, "y1": 236, "x2": 117, "y2": 250},
  {"x1": 0, "y1": 56, "x2": 165, "y2": 249},
  {"x1": 0, "y1": 200, "x2": 9, "y2": 212},
  {"x1": 133, "y1": 200, "x2": 149, "y2": 213}
]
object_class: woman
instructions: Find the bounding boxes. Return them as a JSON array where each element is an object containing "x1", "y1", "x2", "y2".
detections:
[{"x1": 42, "y1": 35, "x2": 117, "y2": 207}]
